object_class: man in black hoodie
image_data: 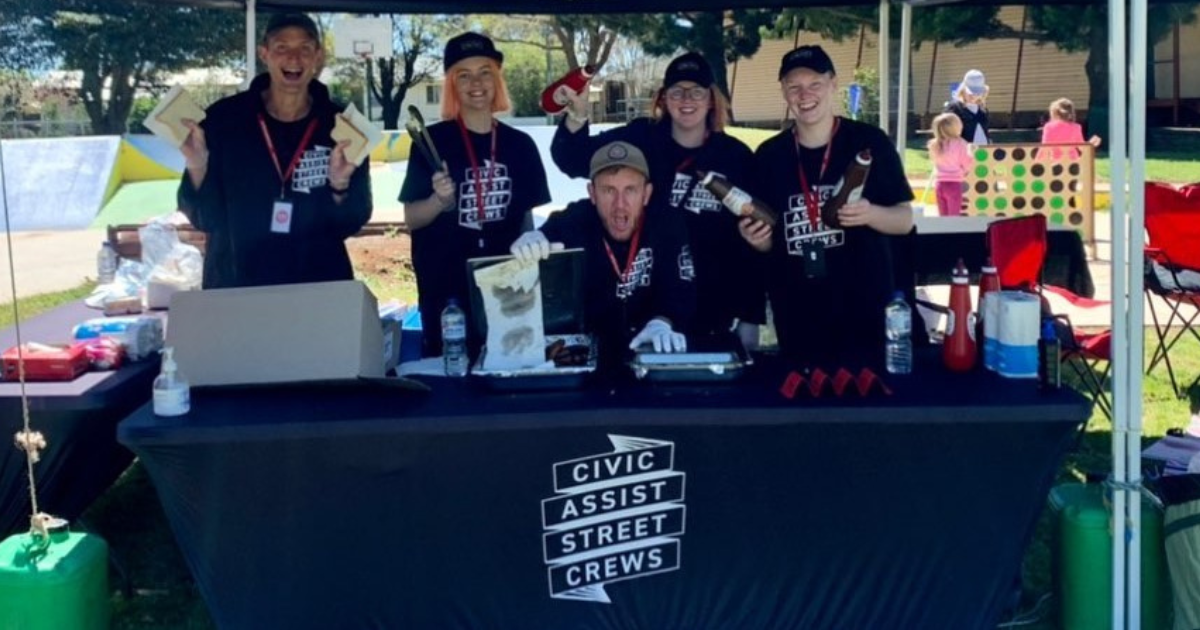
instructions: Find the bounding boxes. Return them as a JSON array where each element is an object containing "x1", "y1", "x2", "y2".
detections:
[
  {"x1": 177, "y1": 13, "x2": 372, "y2": 289},
  {"x1": 510, "y1": 141, "x2": 695, "y2": 360}
]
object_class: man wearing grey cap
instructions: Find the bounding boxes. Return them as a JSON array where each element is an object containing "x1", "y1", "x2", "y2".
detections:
[
  {"x1": 511, "y1": 141, "x2": 696, "y2": 359},
  {"x1": 753, "y1": 45, "x2": 914, "y2": 367}
]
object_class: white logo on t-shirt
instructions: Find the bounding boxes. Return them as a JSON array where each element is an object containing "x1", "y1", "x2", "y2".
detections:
[
  {"x1": 458, "y1": 160, "x2": 513, "y2": 228},
  {"x1": 784, "y1": 186, "x2": 845, "y2": 256},
  {"x1": 292, "y1": 145, "x2": 331, "y2": 193},
  {"x1": 670, "y1": 173, "x2": 723, "y2": 214},
  {"x1": 616, "y1": 248, "x2": 653, "y2": 299},
  {"x1": 678, "y1": 245, "x2": 695, "y2": 281}
]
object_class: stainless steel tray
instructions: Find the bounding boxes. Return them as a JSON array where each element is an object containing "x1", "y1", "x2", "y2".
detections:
[
  {"x1": 472, "y1": 334, "x2": 596, "y2": 391},
  {"x1": 628, "y1": 335, "x2": 752, "y2": 383}
]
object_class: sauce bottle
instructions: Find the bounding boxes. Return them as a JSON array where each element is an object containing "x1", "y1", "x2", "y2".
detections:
[
  {"x1": 541, "y1": 65, "x2": 596, "y2": 115},
  {"x1": 943, "y1": 259, "x2": 978, "y2": 372},
  {"x1": 822, "y1": 150, "x2": 872, "y2": 229},
  {"x1": 697, "y1": 171, "x2": 778, "y2": 227}
]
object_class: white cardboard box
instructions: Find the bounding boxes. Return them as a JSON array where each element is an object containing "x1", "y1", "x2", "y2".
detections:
[{"x1": 168, "y1": 280, "x2": 384, "y2": 386}]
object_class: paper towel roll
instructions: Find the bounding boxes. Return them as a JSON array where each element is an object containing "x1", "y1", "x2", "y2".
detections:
[{"x1": 996, "y1": 291, "x2": 1040, "y2": 378}]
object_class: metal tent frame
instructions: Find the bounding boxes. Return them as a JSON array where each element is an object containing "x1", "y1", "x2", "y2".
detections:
[{"x1": 94, "y1": 0, "x2": 1159, "y2": 626}]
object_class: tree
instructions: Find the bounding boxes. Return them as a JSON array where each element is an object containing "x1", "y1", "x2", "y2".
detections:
[
  {"x1": 363, "y1": 15, "x2": 461, "y2": 130},
  {"x1": 771, "y1": 3, "x2": 1198, "y2": 137},
  {"x1": 0, "y1": 1, "x2": 243, "y2": 135},
  {"x1": 1025, "y1": 3, "x2": 1197, "y2": 139},
  {"x1": 482, "y1": 15, "x2": 639, "y2": 74},
  {"x1": 621, "y1": 10, "x2": 776, "y2": 98}
]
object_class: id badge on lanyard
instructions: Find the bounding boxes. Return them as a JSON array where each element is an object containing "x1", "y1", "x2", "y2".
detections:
[
  {"x1": 796, "y1": 119, "x2": 839, "y2": 280},
  {"x1": 259, "y1": 115, "x2": 318, "y2": 235}
]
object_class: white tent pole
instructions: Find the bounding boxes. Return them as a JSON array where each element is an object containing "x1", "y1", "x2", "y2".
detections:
[
  {"x1": 1107, "y1": 0, "x2": 1128, "y2": 625},
  {"x1": 896, "y1": 1, "x2": 911, "y2": 160},
  {"x1": 243, "y1": 0, "x2": 257, "y2": 91},
  {"x1": 1128, "y1": 0, "x2": 1148, "y2": 624},
  {"x1": 878, "y1": 0, "x2": 890, "y2": 134}
]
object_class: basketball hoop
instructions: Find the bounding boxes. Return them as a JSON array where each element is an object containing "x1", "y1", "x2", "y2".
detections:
[{"x1": 353, "y1": 41, "x2": 374, "y2": 59}]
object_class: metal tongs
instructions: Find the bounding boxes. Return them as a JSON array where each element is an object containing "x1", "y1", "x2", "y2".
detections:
[{"x1": 405, "y1": 105, "x2": 444, "y2": 172}]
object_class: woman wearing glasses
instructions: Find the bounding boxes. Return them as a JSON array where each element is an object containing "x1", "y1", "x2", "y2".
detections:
[{"x1": 550, "y1": 52, "x2": 766, "y2": 346}]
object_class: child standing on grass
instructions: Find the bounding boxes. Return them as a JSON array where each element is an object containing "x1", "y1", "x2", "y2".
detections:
[
  {"x1": 928, "y1": 112, "x2": 973, "y2": 217},
  {"x1": 1041, "y1": 98, "x2": 1102, "y2": 160}
]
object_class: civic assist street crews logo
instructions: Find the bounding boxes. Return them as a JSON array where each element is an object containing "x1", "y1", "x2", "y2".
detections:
[
  {"x1": 292, "y1": 145, "x2": 331, "y2": 193},
  {"x1": 458, "y1": 160, "x2": 513, "y2": 228},
  {"x1": 615, "y1": 249, "x2": 653, "y2": 300},
  {"x1": 678, "y1": 245, "x2": 695, "y2": 281},
  {"x1": 784, "y1": 185, "x2": 845, "y2": 256},
  {"x1": 541, "y1": 435, "x2": 686, "y2": 604}
]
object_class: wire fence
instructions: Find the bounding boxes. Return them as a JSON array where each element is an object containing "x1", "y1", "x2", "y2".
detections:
[{"x1": 0, "y1": 119, "x2": 92, "y2": 139}]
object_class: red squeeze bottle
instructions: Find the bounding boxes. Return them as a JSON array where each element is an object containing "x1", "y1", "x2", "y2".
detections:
[
  {"x1": 975, "y1": 257, "x2": 1000, "y2": 361},
  {"x1": 541, "y1": 65, "x2": 596, "y2": 115},
  {"x1": 943, "y1": 258, "x2": 978, "y2": 372}
]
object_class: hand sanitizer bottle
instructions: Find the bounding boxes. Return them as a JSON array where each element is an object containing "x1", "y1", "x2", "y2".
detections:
[{"x1": 153, "y1": 347, "x2": 190, "y2": 416}]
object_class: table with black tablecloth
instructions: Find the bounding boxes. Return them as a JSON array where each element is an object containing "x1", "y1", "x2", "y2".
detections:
[
  {"x1": 1, "y1": 300, "x2": 158, "y2": 535},
  {"x1": 907, "y1": 217, "x2": 1094, "y2": 297},
  {"x1": 118, "y1": 354, "x2": 1090, "y2": 630}
]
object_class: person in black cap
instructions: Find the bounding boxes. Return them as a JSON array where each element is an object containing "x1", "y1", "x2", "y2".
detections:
[
  {"x1": 752, "y1": 45, "x2": 914, "y2": 368},
  {"x1": 399, "y1": 32, "x2": 550, "y2": 358},
  {"x1": 511, "y1": 141, "x2": 695, "y2": 361},
  {"x1": 177, "y1": 12, "x2": 372, "y2": 290},
  {"x1": 550, "y1": 52, "x2": 768, "y2": 350}
]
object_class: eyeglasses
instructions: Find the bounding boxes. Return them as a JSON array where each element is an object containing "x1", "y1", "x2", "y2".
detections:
[{"x1": 665, "y1": 87, "x2": 710, "y2": 102}]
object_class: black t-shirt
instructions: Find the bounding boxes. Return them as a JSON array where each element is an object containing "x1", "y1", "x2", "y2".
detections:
[
  {"x1": 400, "y1": 119, "x2": 551, "y2": 357},
  {"x1": 541, "y1": 199, "x2": 696, "y2": 363},
  {"x1": 754, "y1": 117, "x2": 914, "y2": 367},
  {"x1": 551, "y1": 118, "x2": 766, "y2": 333}
]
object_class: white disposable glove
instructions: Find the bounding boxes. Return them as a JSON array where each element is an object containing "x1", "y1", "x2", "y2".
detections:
[
  {"x1": 510, "y1": 230, "x2": 553, "y2": 263},
  {"x1": 629, "y1": 318, "x2": 688, "y2": 353}
]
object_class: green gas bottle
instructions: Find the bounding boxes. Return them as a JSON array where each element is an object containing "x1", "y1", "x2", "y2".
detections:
[
  {"x1": 0, "y1": 530, "x2": 110, "y2": 629},
  {"x1": 1050, "y1": 482, "x2": 1169, "y2": 630}
]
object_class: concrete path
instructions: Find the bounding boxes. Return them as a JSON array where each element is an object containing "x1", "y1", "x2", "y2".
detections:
[{"x1": 0, "y1": 229, "x2": 106, "y2": 303}]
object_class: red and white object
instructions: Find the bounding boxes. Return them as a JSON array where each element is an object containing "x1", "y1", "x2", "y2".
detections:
[
  {"x1": 2, "y1": 342, "x2": 90, "y2": 381},
  {"x1": 943, "y1": 259, "x2": 977, "y2": 372},
  {"x1": 541, "y1": 65, "x2": 595, "y2": 115}
]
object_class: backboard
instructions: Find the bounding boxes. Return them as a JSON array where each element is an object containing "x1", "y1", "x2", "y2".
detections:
[{"x1": 332, "y1": 16, "x2": 393, "y2": 59}]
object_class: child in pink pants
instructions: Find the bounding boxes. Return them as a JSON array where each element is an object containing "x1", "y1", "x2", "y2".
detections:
[{"x1": 928, "y1": 113, "x2": 973, "y2": 217}]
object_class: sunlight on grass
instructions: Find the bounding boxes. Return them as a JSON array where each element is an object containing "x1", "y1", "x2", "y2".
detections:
[{"x1": 0, "y1": 282, "x2": 96, "y2": 329}]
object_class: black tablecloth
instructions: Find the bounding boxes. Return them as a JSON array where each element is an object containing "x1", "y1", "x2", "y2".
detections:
[
  {"x1": 119, "y1": 355, "x2": 1090, "y2": 630},
  {"x1": 909, "y1": 229, "x2": 1094, "y2": 297},
  {"x1": 1, "y1": 300, "x2": 158, "y2": 535}
]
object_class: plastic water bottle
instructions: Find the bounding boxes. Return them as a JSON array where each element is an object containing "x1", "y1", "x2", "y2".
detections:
[
  {"x1": 441, "y1": 299, "x2": 468, "y2": 377},
  {"x1": 885, "y1": 291, "x2": 913, "y2": 375},
  {"x1": 97, "y1": 241, "x2": 118, "y2": 285}
]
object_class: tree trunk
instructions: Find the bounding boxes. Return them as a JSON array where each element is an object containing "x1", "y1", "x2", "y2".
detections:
[
  {"x1": 1083, "y1": 22, "x2": 1108, "y2": 143},
  {"x1": 694, "y1": 13, "x2": 729, "y2": 97},
  {"x1": 81, "y1": 66, "x2": 132, "y2": 135},
  {"x1": 373, "y1": 58, "x2": 404, "y2": 130}
]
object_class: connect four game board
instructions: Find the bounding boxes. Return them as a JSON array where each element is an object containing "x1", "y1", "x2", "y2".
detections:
[{"x1": 960, "y1": 142, "x2": 1096, "y2": 246}]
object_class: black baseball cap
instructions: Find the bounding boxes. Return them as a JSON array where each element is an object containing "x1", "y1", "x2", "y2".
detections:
[
  {"x1": 778, "y1": 45, "x2": 836, "y2": 80},
  {"x1": 444, "y1": 32, "x2": 504, "y2": 71},
  {"x1": 663, "y1": 52, "x2": 714, "y2": 88},
  {"x1": 263, "y1": 13, "x2": 321, "y2": 44}
]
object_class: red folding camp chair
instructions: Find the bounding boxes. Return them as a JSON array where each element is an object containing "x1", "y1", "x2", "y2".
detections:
[
  {"x1": 1144, "y1": 182, "x2": 1200, "y2": 398},
  {"x1": 987, "y1": 215, "x2": 1112, "y2": 420}
]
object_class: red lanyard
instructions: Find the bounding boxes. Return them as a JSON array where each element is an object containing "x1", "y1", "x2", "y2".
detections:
[
  {"x1": 603, "y1": 220, "x2": 643, "y2": 285},
  {"x1": 457, "y1": 116, "x2": 497, "y2": 224},
  {"x1": 795, "y1": 117, "x2": 840, "y2": 229},
  {"x1": 257, "y1": 114, "x2": 319, "y2": 198},
  {"x1": 674, "y1": 130, "x2": 709, "y2": 173}
]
